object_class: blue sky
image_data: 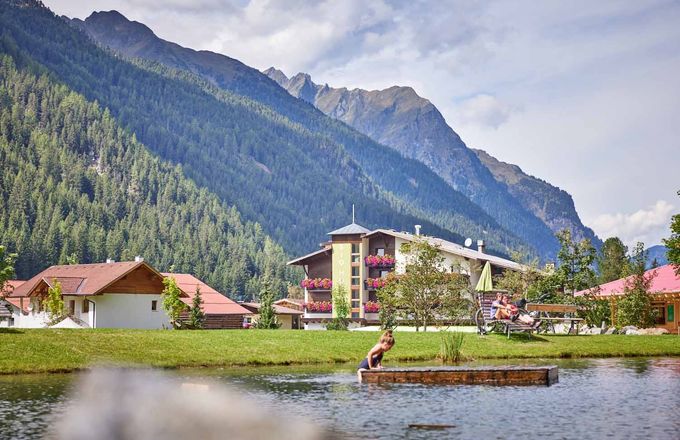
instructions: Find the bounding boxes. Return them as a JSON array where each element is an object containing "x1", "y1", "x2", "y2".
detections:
[{"x1": 46, "y1": 0, "x2": 680, "y2": 247}]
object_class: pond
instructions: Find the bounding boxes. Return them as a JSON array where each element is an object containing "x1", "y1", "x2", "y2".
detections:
[{"x1": 1, "y1": 358, "x2": 679, "y2": 439}]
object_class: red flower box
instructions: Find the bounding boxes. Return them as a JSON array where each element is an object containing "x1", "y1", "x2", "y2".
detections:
[
  {"x1": 364, "y1": 254, "x2": 395, "y2": 268},
  {"x1": 300, "y1": 278, "x2": 332, "y2": 290},
  {"x1": 364, "y1": 301, "x2": 381, "y2": 313},
  {"x1": 304, "y1": 301, "x2": 333, "y2": 313},
  {"x1": 365, "y1": 278, "x2": 388, "y2": 289}
]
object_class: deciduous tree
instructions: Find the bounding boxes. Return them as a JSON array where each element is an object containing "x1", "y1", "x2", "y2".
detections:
[
  {"x1": 161, "y1": 277, "x2": 186, "y2": 329},
  {"x1": 378, "y1": 240, "x2": 470, "y2": 331}
]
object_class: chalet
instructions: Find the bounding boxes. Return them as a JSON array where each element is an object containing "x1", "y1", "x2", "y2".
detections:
[
  {"x1": 240, "y1": 302, "x2": 303, "y2": 329},
  {"x1": 288, "y1": 223, "x2": 523, "y2": 329},
  {"x1": 7, "y1": 260, "x2": 168, "y2": 328},
  {"x1": 575, "y1": 264, "x2": 679, "y2": 333},
  {"x1": 162, "y1": 273, "x2": 251, "y2": 329},
  {"x1": 5, "y1": 261, "x2": 250, "y2": 329},
  {"x1": 273, "y1": 297, "x2": 304, "y2": 311}
]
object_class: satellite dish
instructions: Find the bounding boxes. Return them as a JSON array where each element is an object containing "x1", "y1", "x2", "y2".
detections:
[
  {"x1": 27, "y1": 302, "x2": 34, "y2": 312},
  {"x1": 464, "y1": 238, "x2": 473, "y2": 247}
]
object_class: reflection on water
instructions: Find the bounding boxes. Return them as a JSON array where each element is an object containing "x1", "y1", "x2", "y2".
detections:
[{"x1": 1, "y1": 358, "x2": 680, "y2": 439}]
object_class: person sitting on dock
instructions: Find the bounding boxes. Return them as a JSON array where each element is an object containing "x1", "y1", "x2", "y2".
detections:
[{"x1": 358, "y1": 330, "x2": 395, "y2": 370}]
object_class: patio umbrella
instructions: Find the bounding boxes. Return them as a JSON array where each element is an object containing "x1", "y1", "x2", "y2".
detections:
[{"x1": 475, "y1": 261, "x2": 493, "y2": 292}]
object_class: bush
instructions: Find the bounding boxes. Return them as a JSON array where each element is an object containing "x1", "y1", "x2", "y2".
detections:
[
  {"x1": 617, "y1": 290, "x2": 657, "y2": 328},
  {"x1": 574, "y1": 293, "x2": 611, "y2": 327}
]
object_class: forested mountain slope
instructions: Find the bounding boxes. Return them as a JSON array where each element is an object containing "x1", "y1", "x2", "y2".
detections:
[
  {"x1": 69, "y1": 8, "x2": 540, "y2": 258},
  {"x1": 0, "y1": 1, "x2": 483, "y2": 260},
  {"x1": 0, "y1": 55, "x2": 296, "y2": 299}
]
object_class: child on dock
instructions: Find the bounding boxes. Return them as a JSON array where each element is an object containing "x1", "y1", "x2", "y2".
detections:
[{"x1": 358, "y1": 330, "x2": 395, "y2": 370}]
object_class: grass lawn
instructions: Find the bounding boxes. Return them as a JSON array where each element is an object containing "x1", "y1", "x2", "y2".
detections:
[{"x1": 1, "y1": 328, "x2": 679, "y2": 374}]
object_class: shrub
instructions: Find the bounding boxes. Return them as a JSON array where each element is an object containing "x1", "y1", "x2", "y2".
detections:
[{"x1": 326, "y1": 285, "x2": 350, "y2": 331}]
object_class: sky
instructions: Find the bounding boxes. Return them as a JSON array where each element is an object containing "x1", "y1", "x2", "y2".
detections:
[{"x1": 44, "y1": 0, "x2": 680, "y2": 248}]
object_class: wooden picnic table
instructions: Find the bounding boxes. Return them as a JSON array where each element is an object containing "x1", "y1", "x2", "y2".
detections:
[{"x1": 526, "y1": 303, "x2": 583, "y2": 334}]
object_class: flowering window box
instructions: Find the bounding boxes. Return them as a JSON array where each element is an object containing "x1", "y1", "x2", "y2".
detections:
[
  {"x1": 304, "y1": 301, "x2": 333, "y2": 314},
  {"x1": 364, "y1": 254, "x2": 395, "y2": 268},
  {"x1": 300, "y1": 277, "x2": 332, "y2": 290},
  {"x1": 364, "y1": 301, "x2": 381, "y2": 313},
  {"x1": 364, "y1": 278, "x2": 388, "y2": 290}
]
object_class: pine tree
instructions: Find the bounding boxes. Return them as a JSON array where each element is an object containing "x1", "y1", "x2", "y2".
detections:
[
  {"x1": 0, "y1": 245, "x2": 17, "y2": 297},
  {"x1": 189, "y1": 286, "x2": 205, "y2": 329},
  {"x1": 597, "y1": 237, "x2": 630, "y2": 283},
  {"x1": 254, "y1": 281, "x2": 280, "y2": 329}
]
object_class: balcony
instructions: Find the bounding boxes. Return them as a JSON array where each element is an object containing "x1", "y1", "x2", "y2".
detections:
[
  {"x1": 364, "y1": 301, "x2": 380, "y2": 321},
  {"x1": 300, "y1": 277, "x2": 332, "y2": 291},
  {"x1": 364, "y1": 254, "x2": 395, "y2": 269}
]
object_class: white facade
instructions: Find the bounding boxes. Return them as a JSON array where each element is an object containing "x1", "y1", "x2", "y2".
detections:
[{"x1": 10, "y1": 293, "x2": 169, "y2": 329}]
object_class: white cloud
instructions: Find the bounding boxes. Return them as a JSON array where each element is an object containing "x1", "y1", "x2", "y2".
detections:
[
  {"x1": 453, "y1": 94, "x2": 512, "y2": 129},
  {"x1": 588, "y1": 200, "x2": 676, "y2": 247}
]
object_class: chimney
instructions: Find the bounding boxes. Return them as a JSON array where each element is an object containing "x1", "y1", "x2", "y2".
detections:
[
  {"x1": 106, "y1": 258, "x2": 115, "y2": 264},
  {"x1": 414, "y1": 224, "x2": 421, "y2": 236},
  {"x1": 477, "y1": 240, "x2": 485, "y2": 253},
  {"x1": 135, "y1": 256, "x2": 144, "y2": 262}
]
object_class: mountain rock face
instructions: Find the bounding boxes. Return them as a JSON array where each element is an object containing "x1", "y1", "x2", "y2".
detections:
[
  {"x1": 473, "y1": 149, "x2": 600, "y2": 244},
  {"x1": 264, "y1": 68, "x2": 588, "y2": 254}
]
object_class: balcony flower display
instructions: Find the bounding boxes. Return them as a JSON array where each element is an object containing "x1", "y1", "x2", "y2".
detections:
[
  {"x1": 365, "y1": 277, "x2": 388, "y2": 289},
  {"x1": 364, "y1": 301, "x2": 380, "y2": 313},
  {"x1": 300, "y1": 277, "x2": 332, "y2": 290},
  {"x1": 364, "y1": 254, "x2": 395, "y2": 268},
  {"x1": 304, "y1": 301, "x2": 333, "y2": 313}
]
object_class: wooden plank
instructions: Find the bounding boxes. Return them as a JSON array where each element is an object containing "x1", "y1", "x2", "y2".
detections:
[{"x1": 360, "y1": 366, "x2": 558, "y2": 386}]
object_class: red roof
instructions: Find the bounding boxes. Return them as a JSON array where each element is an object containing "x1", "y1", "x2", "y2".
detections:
[
  {"x1": 3, "y1": 281, "x2": 26, "y2": 312},
  {"x1": 575, "y1": 264, "x2": 680, "y2": 297},
  {"x1": 161, "y1": 273, "x2": 250, "y2": 316},
  {"x1": 10, "y1": 261, "x2": 163, "y2": 297}
]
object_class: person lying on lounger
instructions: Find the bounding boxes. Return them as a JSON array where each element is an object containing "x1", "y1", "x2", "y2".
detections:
[{"x1": 502, "y1": 294, "x2": 541, "y2": 329}]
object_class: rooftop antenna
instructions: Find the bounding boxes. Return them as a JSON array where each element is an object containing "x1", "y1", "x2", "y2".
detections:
[{"x1": 352, "y1": 204, "x2": 355, "y2": 223}]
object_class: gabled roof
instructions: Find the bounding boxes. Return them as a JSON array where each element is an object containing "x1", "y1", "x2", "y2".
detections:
[
  {"x1": 287, "y1": 246, "x2": 331, "y2": 266},
  {"x1": 241, "y1": 302, "x2": 303, "y2": 315},
  {"x1": 365, "y1": 229, "x2": 523, "y2": 271},
  {"x1": 162, "y1": 273, "x2": 251, "y2": 315},
  {"x1": 10, "y1": 261, "x2": 163, "y2": 297},
  {"x1": 575, "y1": 264, "x2": 680, "y2": 297},
  {"x1": 1, "y1": 280, "x2": 24, "y2": 298},
  {"x1": 327, "y1": 222, "x2": 370, "y2": 235}
]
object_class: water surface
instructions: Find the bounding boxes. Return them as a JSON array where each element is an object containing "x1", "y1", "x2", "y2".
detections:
[{"x1": 1, "y1": 358, "x2": 679, "y2": 439}]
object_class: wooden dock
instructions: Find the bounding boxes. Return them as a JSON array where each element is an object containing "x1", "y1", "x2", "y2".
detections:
[{"x1": 359, "y1": 365, "x2": 558, "y2": 386}]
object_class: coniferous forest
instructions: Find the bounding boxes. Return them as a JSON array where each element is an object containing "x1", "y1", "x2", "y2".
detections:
[{"x1": 0, "y1": 55, "x2": 296, "y2": 299}]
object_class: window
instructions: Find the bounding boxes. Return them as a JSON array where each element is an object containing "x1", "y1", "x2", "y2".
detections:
[
  {"x1": 351, "y1": 277, "x2": 360, "y2": 286},
  {"x1": 377, "y1": 248, "x2": 385, "y2": 256},
  {"x1": 351, "y1": 243, "x2": 360, "y2": 254},
  {"x1": 351, "y1": 266, "x2": 360, "y2": 277},
  {"x1": 351, "y1": 312, "x2": 360, "y2": 319},
  {"x1": 151, "y1": 300, "x2": 158, "y2": 311},
  {"x1": 667, "y1": 304, "x2": 675, "y2": 323},
  {"x1": 351, "y1": 290, "x2": 360, "y2": 300},
  {"x1": 653, "y1": 305, "x2": 665, "y2": 325},
  {"x1": 68, "y1": 300, "x2": 75, "y2": 315},
  {"x1": 380, "y1": 270, "x2": 390, "y2": 279},
  {"x1": 82, "y1": 300, "x2": 89, "y2": 314}
]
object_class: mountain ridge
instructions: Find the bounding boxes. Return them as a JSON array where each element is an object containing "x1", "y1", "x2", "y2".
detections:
[{"x1": 265, "y1": 68, "x2": 600, "y2": 248}]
